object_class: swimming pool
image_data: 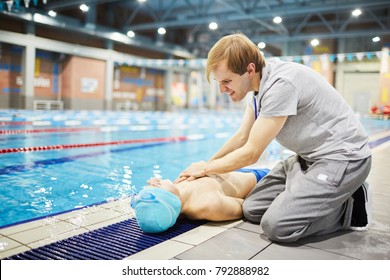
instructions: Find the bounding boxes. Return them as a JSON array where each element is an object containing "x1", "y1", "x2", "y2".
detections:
[
  {"x1": 1, "y1": 110, "x2": 389, "y2": 229},
  {"x1": 0, "y1": 109, "x2": 284, "y2": 228}
]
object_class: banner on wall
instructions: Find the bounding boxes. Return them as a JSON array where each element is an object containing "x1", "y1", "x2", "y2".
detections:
[
  {"x1": 171, "y1": 82, "x2": 187, "y2": 106},
  {"x1": 188, "y1": 72, "x2": 203, "y2": 107},
  {"x1": 15, "y1": 76, "x2": 51, "y2": 88},
  {"x1": 114, "y1": 68, "x2": 120, "y2": 89},
  {"x1": 115, "y1": 51, "x2": 390, "y2": 69},
  {"x1": 380, "y1": 48, "x2": 390, "y2": 104},
  {"x1": 81, "y1": 77, "x2": 98, "y2": 93}
]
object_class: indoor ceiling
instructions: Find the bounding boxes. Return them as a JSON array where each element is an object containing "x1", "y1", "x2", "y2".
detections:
[{"x1": 1, "y1": 0, "x2": 390, "y2": 58}]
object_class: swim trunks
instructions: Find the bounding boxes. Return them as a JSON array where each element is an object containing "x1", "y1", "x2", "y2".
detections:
[{"x1": 236, "y1": 168, "x2": 269, "y2": 182}]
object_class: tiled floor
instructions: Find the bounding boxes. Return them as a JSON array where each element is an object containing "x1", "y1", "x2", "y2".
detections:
[
  {"x1": 1, "y1": 133, "x2": 390, "y2": 260},
  {"x1": 0, "y1": 198, "x2": 134, "y2": 259}
]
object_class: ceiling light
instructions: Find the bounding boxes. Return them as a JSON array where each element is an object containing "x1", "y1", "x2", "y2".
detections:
[
  {"x1": 311, "y1": 39, "x2": 319, "y2": 47},
  {"x1": 273, "y1": 16, "x2": 282, "y2": 24},
  {"x1": 258, "y1": 42, "x2": 266, "y2": 49},
  {"x1": 137, "y1": 0, "x2": 147, "y2": 2},
  {"x1": 209, "y1": 22, "x2": 218, "y2": 30},
  {"x1": 33, "y1": 13, "x2": 46, "y2": 24},
  {"x1": 352, "y1": 9, "x2": 362, "y2": 17},
  {"x1": 372, "y1": 36, "x2": 380, "y2": 43},
  {"x1": 80, "y1": 4, "x2": 89, "y2": 12},
  {"x1": 48, "y1": 10, "x2": 57, "y2": 17},
  {"x1": 5, "y1": 0, "x2": 13, "y2": 11},
  {"x1": 24, "y1": 0, "x2": 30, "y2": 8},
  {"x1": 110, "y1": 32, "x2": 124, "y2": 42},
  {"x1": 127, "y1": 30, "x2": 135, "y2": 37},
  {"x1": 157, "y1": 27, "x2": 166, "y2": 35}
]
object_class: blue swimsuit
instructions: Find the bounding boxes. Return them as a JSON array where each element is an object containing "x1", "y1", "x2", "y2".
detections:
[{"x1": 236, "y1": 168, "x2": 269, "y2": 182}]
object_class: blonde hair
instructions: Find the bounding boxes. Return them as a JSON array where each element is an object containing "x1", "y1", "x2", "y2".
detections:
[{"x1": 206, "y1": 33, "x2": 265, "y2": 83}]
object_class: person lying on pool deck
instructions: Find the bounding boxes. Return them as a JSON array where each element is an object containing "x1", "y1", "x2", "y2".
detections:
[{"x1": 131, "y1": 168, "x2": 269, "y2": 233}]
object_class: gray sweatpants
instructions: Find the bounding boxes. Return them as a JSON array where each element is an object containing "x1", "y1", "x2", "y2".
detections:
[{"x1": 242, "y1": 155, "x2": 371, "y2": 242}]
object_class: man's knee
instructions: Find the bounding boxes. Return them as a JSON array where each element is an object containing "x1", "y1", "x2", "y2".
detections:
[
  {"x1": 242, "y1": 199, "x2": 263, "y2": 223},
  {"x1": 261, "y1": 212, "x2": 304, "y2": 243}
]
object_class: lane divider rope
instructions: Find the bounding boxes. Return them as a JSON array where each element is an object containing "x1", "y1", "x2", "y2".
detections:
[
  {"x1": 0, "y1": 121, "x2": 34, "y2": 126},
  {"x1": 1, "y1": 133, "x2": 389, "y2": 155},
  {"x1": 0, "y1": 136, "x2": 188, "y2": 154},
  {"x1": 0, "y1": 127, "x2": 100, "y2": 135}
]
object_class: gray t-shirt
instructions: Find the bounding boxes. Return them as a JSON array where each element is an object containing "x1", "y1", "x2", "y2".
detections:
[{"x1": 249, "y1": 58, "x2": 371, "y2": 161}]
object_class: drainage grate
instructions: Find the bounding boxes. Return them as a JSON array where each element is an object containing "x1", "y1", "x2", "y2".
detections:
[{"x1": 6, "y1": 218, "x2": 204, "y2": 260}]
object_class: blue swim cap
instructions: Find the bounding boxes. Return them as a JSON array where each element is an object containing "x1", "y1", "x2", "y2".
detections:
[{"x1": 130, "y1": 187, "x2": 182, "y2": 233}]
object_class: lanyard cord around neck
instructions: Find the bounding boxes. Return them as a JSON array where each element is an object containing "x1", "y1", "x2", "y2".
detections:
[{"x1": 253, "y1": 92, "x2": 259, "y2": 120}]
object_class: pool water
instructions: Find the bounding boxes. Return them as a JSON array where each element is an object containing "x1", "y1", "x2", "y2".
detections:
[
  {"x1": 1, "y1": 110, "x2": 389, "y2": 229},
  {"x1": 0, "y1": 110, "x2": 283, "y2": 228}
]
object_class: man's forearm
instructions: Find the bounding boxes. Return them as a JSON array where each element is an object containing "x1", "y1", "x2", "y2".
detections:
[
  {"x1": 209, "y1": 132, "x2": 247, "y2": 161},
  {"x1": 205, "y1": 144, "x2": 260, "y2": 175}
]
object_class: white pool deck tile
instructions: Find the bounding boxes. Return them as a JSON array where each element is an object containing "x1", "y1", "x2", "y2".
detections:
[
  {"x1": 1, "y1": 131, "x2": 390, "y2": 260},
  {"x1": 124, "y1": 240, "x2": 194, "y2": 260},
  {"x1": 171, "y1": 224, "x2": 229, "y2": 246}
]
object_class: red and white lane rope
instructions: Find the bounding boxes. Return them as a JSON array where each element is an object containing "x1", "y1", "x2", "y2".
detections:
[
  {"x1": 0, "y1": 136, "x2": 188, "y2": 154},
  {"x1": 0, "y1": 127, "x2": 101, "y2": 135}
]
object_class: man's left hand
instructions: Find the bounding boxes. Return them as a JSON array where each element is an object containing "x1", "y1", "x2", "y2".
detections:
[{"x1": 174, "y1": 161, "x2": 207, "y2": 183}]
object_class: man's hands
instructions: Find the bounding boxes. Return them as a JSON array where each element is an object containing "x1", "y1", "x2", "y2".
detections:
[{"x1": 174, "y1": 161, "x2": 208, "y2": 183}]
